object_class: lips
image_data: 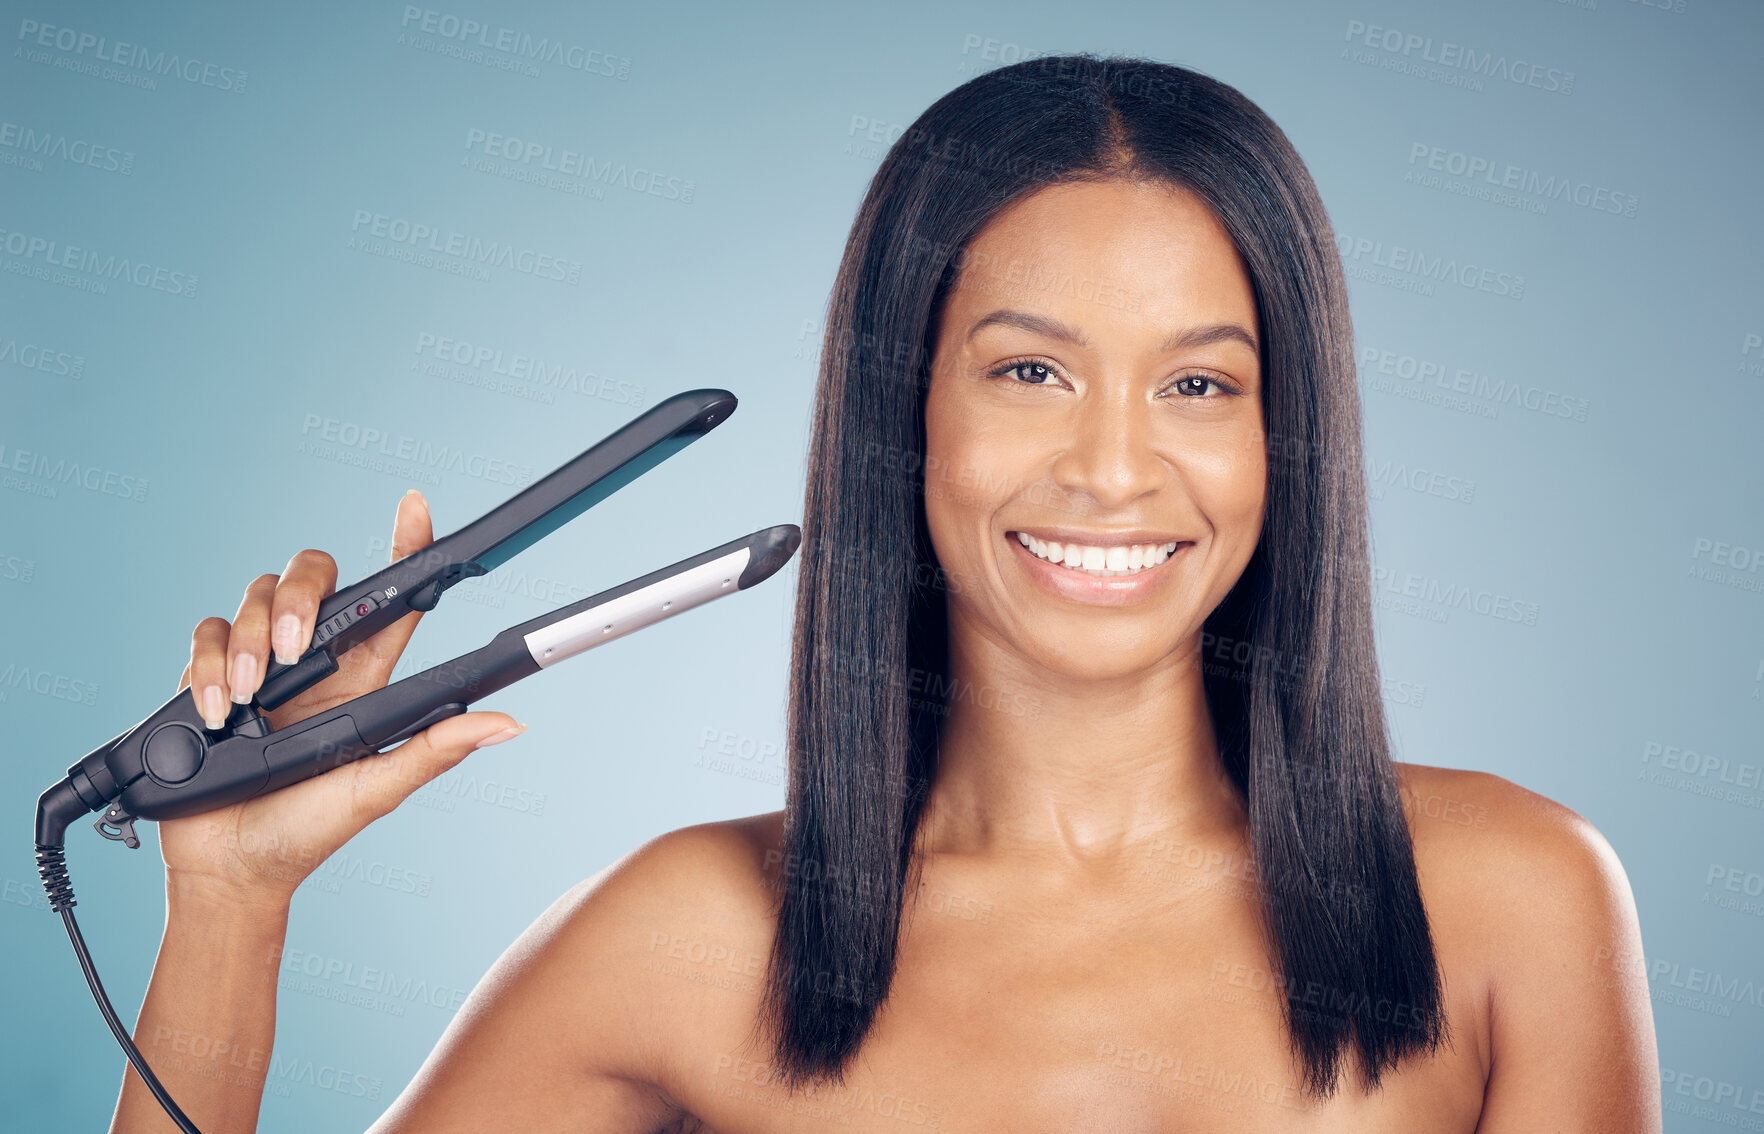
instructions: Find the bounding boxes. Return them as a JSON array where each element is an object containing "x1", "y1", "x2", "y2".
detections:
[
  {"x1": 1004, "y1": 528, "x2": 1191, "y2": 606},
  {"x1": 1010, "y1": 527, "x2": 1188, "y2": 548},
  {"x1": 1012, "y1": 531, "x2": 1177, "y2": 575}
]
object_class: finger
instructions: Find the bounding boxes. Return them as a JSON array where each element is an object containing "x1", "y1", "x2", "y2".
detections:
[
  {"x1": 345, "y1": 711, "x2": 525, "y2": 825},
  {"x1": 354, "y1": 490, "x2": 435, "y2": 669},
  {"x1": 188, "y1": 617, "x2": 233, "y2": 729},
  {"x1": 390, "y1": 488, "x2": 434, "y2": 565},
  {"x1": 177, "y1": 661, "x2": 191, "y2": 694},
  {"x1": 270, "y1": 548, "x2": 338, "y2": 665},
  {"x1": 226, "y1": 573, "x2": 280, "y2": 706}
]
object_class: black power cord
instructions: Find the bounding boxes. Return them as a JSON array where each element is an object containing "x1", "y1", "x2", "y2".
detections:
[{"x1": 36, "y1": 844, "x2": 206, "y2": 1134}]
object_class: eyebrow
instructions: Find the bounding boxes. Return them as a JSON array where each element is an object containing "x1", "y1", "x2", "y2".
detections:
[{"x1": 965, "y1": 309, "x2": 1259, "y2": 356}]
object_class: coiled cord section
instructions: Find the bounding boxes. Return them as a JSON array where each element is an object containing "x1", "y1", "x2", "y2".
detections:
[
  {"x1": 35, "y1": 844, "x2": 75, "y2": 912},
  {"x1": 37, "y1": 842, "x2": 205, "y2": 1134}
]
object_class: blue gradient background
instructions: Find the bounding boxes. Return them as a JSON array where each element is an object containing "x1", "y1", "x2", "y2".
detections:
[{"x1": 3, "y1": 0, "x2": 1760, "y2": 1129}]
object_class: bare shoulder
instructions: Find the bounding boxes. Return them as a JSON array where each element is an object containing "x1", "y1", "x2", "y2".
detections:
[
  {"x1": 1391, "y1": 760, "x2": 1630, "y2": 883},
  {"x1": 370, "y1": 811, "x2": 787, "y2": 1134},
  {"x1": 565, "y1": 810, "x2": 788, "y2": 1048},
  {"x1": 578, "y1": 808, "x2": 785, "y2": 920},
  {"x1": 556, "y1": 808, "x2": 787, "y2": 1028},
  {"x1": 1391, "y1": 760, "x2": 1636, "y2": 923},
  {"x1": 585, "y1": 811, "x2": 789, "y2": 1113},
  {"x1": 1389, "y1": 760, "x2": 1632, "y2": 980},
  {"x1": 1389, "y1": 762, "x2": 1660, "y2": 1132}
]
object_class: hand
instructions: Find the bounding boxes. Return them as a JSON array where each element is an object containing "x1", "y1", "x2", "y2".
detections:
[{"x1": 160, "y1": 489, "x2": 525, "y2": 909}]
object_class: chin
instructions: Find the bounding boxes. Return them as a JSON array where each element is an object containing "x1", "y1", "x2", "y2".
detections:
[{"x1": 1017, "y1": 629, "x2": 1183, "y2": 683}]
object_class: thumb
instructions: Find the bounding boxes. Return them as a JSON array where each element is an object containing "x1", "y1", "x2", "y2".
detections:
[
  {"x1": 366, "y1": 488, "x2": 436, "y2": 661},
  {"x1": 389, "y1": 488, "x2": 434, "y2": 565},
  {"x1": 346, "y1": 711, "x2": 526, "y2": 824}
]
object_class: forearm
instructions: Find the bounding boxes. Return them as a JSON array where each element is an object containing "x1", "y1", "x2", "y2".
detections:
[{"x1": 111, "y1": 877, "x2": 292, "y2": 1134}]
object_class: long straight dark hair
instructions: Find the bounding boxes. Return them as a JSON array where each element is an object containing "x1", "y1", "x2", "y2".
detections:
[{"x1": 751, "y1": 52, "x2": 1449, "y2": 1103}]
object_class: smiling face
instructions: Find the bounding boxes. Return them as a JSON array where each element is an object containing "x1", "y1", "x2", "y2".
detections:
[{"x1": 922, "y1": 176, "x2": 1267, "y2": 682}]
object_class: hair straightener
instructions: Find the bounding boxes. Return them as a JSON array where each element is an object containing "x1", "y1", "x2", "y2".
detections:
[{"x1": 31, "y1": 387, "x2": 800, "y2": 1134}]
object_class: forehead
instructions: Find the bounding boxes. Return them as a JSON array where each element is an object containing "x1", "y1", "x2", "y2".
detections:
[{"x1": 940, "y1": 178, "x2": 1256, "y2": 335}]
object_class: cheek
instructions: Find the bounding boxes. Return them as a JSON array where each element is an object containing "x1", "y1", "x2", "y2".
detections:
[
  {"x1": 924, "y1": 388, "x2": 1002, "y2": 510},
  {"x1": 922, "y1": 392, "x2": 1032, "y2": 580},
  {"x1": 1183, "y1": 438, "x2": 1267, "y2": 542},
  {"x1": 1225, "y1": 457, "x2": 1268, "y2": 547},
  {"x1": 928, "y1": 426, "x2": 1039, "y2": 544},
  {"x1": 920, "y1": 385, "x2": 970, "y2": 566}
]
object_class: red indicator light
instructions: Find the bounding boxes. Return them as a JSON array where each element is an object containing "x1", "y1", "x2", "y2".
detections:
[{"x1": 357, "y1": 602, "x2": 371, "y2": 616}]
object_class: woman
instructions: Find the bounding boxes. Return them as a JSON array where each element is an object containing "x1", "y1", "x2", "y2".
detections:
[{"x1": 118, "y1": 54, "x2": 1660, "y2": 1132}]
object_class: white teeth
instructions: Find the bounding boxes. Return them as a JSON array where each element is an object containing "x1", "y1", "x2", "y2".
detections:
[{"x1": 1014, "y1": 532, "x2": 1181, "y2": 577}]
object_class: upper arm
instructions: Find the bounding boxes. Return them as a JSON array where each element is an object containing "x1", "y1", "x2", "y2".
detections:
[
  {"x1": 364, "y1": 823, "x2": 753, "y2": 1134},
  {"x1": 1469, "y1": 776, "x2": 1662, "y2": 1134}
]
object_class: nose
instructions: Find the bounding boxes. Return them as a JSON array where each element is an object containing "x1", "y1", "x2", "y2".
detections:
[{"x1": 1047, "y1": 386, "x2": 1164, "y2": 512}]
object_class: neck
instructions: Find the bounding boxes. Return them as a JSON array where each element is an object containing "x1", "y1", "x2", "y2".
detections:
[{"x1": 915, "y1": 611, "x2": 1248, "y2": 868}]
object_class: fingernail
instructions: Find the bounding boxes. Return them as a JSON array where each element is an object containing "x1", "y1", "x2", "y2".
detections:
[
  {"x1": 230, "y1": 653, "x2": 257, "y2": 704},
  {"x1": 475, "y1": 723, "x2": 527, "y2": 749},
  {"x1": 201, "y1": 685, "x2": 226, "y2": 730},
  {"x1": 273, "y1": 615, "x2": 301, "y2": 665}
]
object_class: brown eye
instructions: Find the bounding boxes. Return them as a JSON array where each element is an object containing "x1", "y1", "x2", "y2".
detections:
[
  {"x1": 991, "y1": 359, "x2": 1059, "y2": 385},
  {"x1": 1170, "y1": 374, "x2": 1225, "y2": 397}
]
